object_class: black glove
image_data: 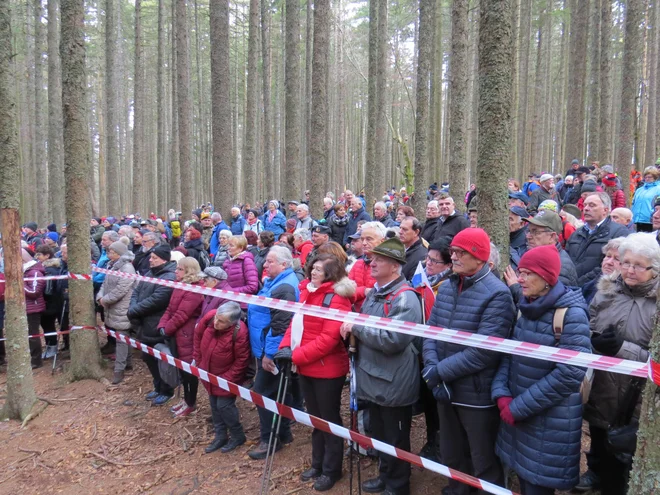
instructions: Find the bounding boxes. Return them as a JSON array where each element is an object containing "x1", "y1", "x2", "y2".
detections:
[
  {"x1": 432, "y1": 381, "x2": 453, "y2": 404},
  {"x1": 422, "y1": 365, "x2": 440, "y2": 390},
  {"x1": 273, "y1": 347, "x2": 293, "y2": 364},
  {"x1": 591, "y1": 327, "x2": 623, "y2": 357}
]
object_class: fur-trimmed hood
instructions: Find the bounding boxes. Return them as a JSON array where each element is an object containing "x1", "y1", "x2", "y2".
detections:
[
  {"x1": 333, "y1": 276, "x2": 357, "y2": 298},
  {"x1": 596, "y1": 272, "x2": 660, "y2": 299},
  {"x1": 42, "y1": 257, "x2": 61, "y2": 269}
]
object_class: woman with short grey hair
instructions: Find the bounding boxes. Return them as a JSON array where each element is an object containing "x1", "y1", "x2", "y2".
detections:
[{"x1": 580, "y1": 233, "x2": 660, "y2": 493}]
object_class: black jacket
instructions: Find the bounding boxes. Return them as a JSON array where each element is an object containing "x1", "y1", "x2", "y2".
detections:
[
  {"x1": 402, "y1": 239, "x2": 428, "y2": 281},
  {"x1": 434, "y1": 213, "x2": 470, "y2": 244},
  {"x1": 509, "y1": 226, "x2": 528, "y2": 270},
  {"x1": 127, "y1": 261, "x2": 176, "y2": 345},
  {"x1": 566, "y1": 218, "x2": 630, "y2": 285},
  {"x1": 133, "y1": 247, "x2": 154, "y2": 276},
  {"x1": 421, "y1": 217, "x2": 440, "y2": 242}
]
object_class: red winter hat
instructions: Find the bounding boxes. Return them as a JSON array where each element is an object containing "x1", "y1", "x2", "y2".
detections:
[
  {"x1": 450, "y1": 228, "x2": 491, "y2": 262},
  {"x1": 602, "y1": 174, "x2": 618, "y2": 188},
  {"x1": 518, "y1": 245, "x2": 561, "y2": 286}
]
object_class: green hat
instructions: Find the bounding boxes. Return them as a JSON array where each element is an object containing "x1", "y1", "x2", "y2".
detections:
[
  {"x1": 561, "y1": 204, "x2": 581, "y2": 219},
  {"x1": 523, "y1": 209, "x2": 562, "y2": 235},
  {"x1": 369, "y1": 237, "x2": 406, "y2": 265}
]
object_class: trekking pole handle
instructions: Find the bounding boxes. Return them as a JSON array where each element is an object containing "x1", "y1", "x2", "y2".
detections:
[{"x1": 349, "y1": 334, "x2": 357, "y2": 354}]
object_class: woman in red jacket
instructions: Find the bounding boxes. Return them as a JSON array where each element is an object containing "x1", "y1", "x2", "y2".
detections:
[
  {"x1": 193, "y1": 302, "x2": 250, "y2": 454},
  {"x1": 276, "y1": 255, "x2": 356, "y2": 492},
  {"x1": 158, "y1": 257, "x2": 205, "y2": 416}
]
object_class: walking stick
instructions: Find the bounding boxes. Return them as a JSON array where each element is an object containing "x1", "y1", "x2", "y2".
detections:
[
  {"x1": 349, "y1": 334, "x2": 362, "y2": 495},
  {"x1": 259, "y1": 362, "x2": 291, "y2": 495}
]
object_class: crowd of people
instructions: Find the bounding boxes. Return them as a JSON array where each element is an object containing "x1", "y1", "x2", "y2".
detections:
[{"x1": 0, "y1": 160, "x2": 657, "y2": 495}]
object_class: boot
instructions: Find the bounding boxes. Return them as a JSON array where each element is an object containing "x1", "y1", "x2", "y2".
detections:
[
  {"x1": 205, "y1": 437, "x2": 228, "y2": 454},
  {"x1": 111, "y1": 371, "x2": 124, "y2": 384},
  {"x1": 220, "y1": 434, "x2": 246, "y2": 453}
]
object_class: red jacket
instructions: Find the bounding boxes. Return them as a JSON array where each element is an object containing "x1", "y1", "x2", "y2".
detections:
[
  {"x1": 298, "y1": 241, "x2": 314, "y2": 266},
  {"x1": 158, "y1": 280, "x2": 205, "y2": 362},
  {"x1": 348, "y1": 258, "x2": 375, "y2": 311},
  {"x1": 608, "y1": 188, "x2": 626, "y2": 209},
  {"x1": 23, "y1": 261, "x2": 46, "y2": 314},
  {"x1": 280, "y1": 278, "x2": 355, "y2": 379},
  {"x1": 0, "y1": 273, "x2": 5, "y2": 302},
  {"x1": 193, "y1": 310, "x2": 250, "y2": 397}
]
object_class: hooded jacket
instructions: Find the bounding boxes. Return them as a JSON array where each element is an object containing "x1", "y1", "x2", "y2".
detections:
[
  {"x1": 97, "y1": 252, "x2": 136, "y2": 331},
  {"x1": 631, "y1": 180, "x2": 660, "y2": 224},
  {"x1": 23, "y1": 260, "x2": 46, "y2": 314},
  {"x1": 352, "y1": 276, "x2": 423, "y2": 407},
  {"x1": 424, "y1": 265, "x2": 515, "y2": 407},
  {"x1": 492, "y1": 284, "x2": 591, "y2": 490},
  {"x1": 159, "y1": 280, "x2": 205, "y2": 362},
  {"x1": 280, "y1": 277, "x2": 356, "y2": 379},
  {"x1": 127, "y1": 261, "x2": 176, "y2": 345}
]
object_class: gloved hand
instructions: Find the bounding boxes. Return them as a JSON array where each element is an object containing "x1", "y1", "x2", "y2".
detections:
[
  {"x1": 591, "y1": 327, "x2": 623, "y2": 357},
  {"x1": 432, "y1": 381, "x2": 453, "y2": 404},
  {"x1": 500, "y1": 402, "x2": 515, "y2": 426},
  {"x1": 497, "y1": 396, "x2": 513, "y2": 412},
  {"x1": 422, "y1": 365, "x2": 440, "y2": 390},
  {"x1": 158, "y1": 327, "x2": 166, "y2": 336},
  {"x1": 273, "y1": 347, "x2": 293, "y2": 364}
]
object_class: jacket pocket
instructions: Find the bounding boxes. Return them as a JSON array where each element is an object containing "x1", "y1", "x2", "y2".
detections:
[{"x1": 359, "y1": 357, "x2": 394, "y2": 383}]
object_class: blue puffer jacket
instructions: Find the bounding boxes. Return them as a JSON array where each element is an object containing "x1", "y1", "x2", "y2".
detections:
[
  {"x1": 631, "y1": 180, "x2": 660, "y2": 224},
  {"x1": 93, "y1": 248, "x2": 109, "y2": 285},
  {"x1": 247, "y1": 268, "x2": 300, "y2": 359},
  {"x1": 491, "y1": 283, "x2": 591, "y2": 490},
  {"x1": 209, "y1": 221, "x2": 229, "y2": 257},
  {"x1": 262, "y1": 210, "x2": 287, "y2": 237},
  {"x1": 230, "y1": 215, "x2": 246, "y2": 235},
  {"x1": 423, "y1": 265, "x2": 515, "y2": 407}
]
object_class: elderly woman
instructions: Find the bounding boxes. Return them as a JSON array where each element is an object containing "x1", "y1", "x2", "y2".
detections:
[
  {"x1": 492, "y1": 245, "x2": 591, "y2": 495},
  {"x1": 158, "y1": 257, "x2": 205, "y2": 416},
  {"x1": 275, "y1": 255, "x2": 356, "y2": 492},
  {"x1": 631, "y1": 166, "x2": 660, "y2": 231},
  {"x1": 263, "y1": 200, "x2": 287, "y2": 236},
  {"x1": 293, "y1": 228, "x2": 314, "y2": 265},
  {"x1": 223, "y1": 235, "x2": 259, "y2": 310},
  {"x1": 243, "y1": 209, "x2": 264, "y2": 234},
  {"x1": 581, "y1": 237, "x2": 624, "y2": 305},
  {"x1": 254, "y1": 231, "x2": 275, "y2": 281},
  {"x1": 213, "y1": 229, "x2": 232, "y2": 267},
  {"x1": 194, "y1": 302, "x2": 250, "y2": 454},
  {"x1": 579, "y1": 233, "x2": 660, "y2": 495},
  {"x1": 329, "y1": 203, "x2": 349, "y2": 245},
  {"x1": 199, "y1": 266, "x2": 232, "y2": 316},
  {"x1": 96, "y1": 240, "x2": 136, "y2": 384}
]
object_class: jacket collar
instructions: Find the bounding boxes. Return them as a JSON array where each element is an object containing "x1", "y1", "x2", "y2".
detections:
[{"x1": 451, "y1": 264, "x2": 491, "y2": 292}]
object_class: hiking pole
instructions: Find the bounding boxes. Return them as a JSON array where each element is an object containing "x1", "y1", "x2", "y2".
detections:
[
  {"x1": 259, "y1": 362, "x2": 291, "y2": 495},
  {"x1": 349, "y1": 334, "x2": 362, "y2": 495}
]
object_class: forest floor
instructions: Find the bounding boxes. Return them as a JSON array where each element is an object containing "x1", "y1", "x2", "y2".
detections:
[{"x1": 0, "y1": 338, "x2": 595, "y2": 495}]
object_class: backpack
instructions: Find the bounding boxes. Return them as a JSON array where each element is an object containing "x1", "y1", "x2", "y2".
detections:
[
  {"x1": 155, "y1": 343, "x2": 181, "y2": 388},
  {"x1": 552, "y1": 308, "x2": 593, "y2": 404},
  {"x1": 522, "y1": 180, "x2": 540, "y2": 197},
  {"x1": 170, "y1": 220, "x2": 182, "y2": 239},
  {"x1": 383, "y1": 286, "x2": 433, "y2": 323},
  {"x1": 198, "y1": 249, "x2": 211, "y2": 270}
]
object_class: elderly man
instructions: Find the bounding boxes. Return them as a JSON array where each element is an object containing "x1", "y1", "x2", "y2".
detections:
[
  {"x1": 200, "y1": 212, "x2": 215, "y2": 252},
  {"x1": 247, "y1": 246, "x2": 300, "y2": 460},
  {"x1": 230, "y1": 207, "x2": 246, "y2": 235},
  {"x1": 508, "y1": 206, "x2": 529, "y2": 270},
  {"x1": 434, "y1": 196, "x2": 470, "y2": 243},
  {"x1": 527, "y1": 173, "x2": 559, "y2": 215},
  {"x1": 340, "y1": 237, "x2": 423, "y2": 495},
  {"x1": 348, "y1": 221, "x2": 387, "y2": 310},
  {"x1": 293, "y1": 228, "x2": 314, "y2": 266},
  {"x1": 399, "y1": 217, "x2": 427, "y2": 281},
  {"x1": 423, "y1": 228, "x2": 515, "y2": 495},
  {"x1": 373, "y1": 201, "x2": 395, "y2": 228},
  {"x1": 421, "y1": 201, "x2": 441, "y2": 242},
  {"x1": 133, "y1": 231, "x2": 159, "y2": 276},
  {"x1": 566, "y1": 192, "x2": 629, "y2": 285},
  {"x1": 287, "y1": 200, "x2": 299, "y2": 218},
  {"x1": 304, "y1": 225, "x2": 331, "y2": 273},
  {"x1": 609, "y1": 207, "x2": 634, "y2": 231},
  {"x1": 127, "y1": 244, "x2": 176, "y2": 405},
  {"x1": 295, "y1": 204, "x2": 317, "y2": 230},
  {"x1": 323, "y1": 197, "x2": 335, "y2": 222},
  {"x1": 208, "y1": 212, "x2": 230, "y2": 258},
  {"x1": 508, "y1": 191, "x2": 529, "y2": 209},
  {"x1": 344, "y1": 196, "x2": 372, "y2": 248}
]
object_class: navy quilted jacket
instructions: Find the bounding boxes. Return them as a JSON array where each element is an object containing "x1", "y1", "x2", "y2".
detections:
[
  {"x1": 423, "y1": 265, "x2": 515, "y2": 407},
  {"x1": 491, "y1": 284, "x2": 591, "y2": 490}
]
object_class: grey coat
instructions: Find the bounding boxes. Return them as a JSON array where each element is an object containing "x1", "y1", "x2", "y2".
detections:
[
  {"x1": 352, "y1": 276, "x2": 423, "y2": 407},
  {"x1": 97, "y1": 252, "x2": 136, "y2": 331}
]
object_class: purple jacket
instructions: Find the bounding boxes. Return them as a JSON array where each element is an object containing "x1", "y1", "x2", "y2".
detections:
[
  {"x1": 222, "y1": 251, "x2": 259, "y2": 309},
  {"x1": 23, "y1": 261, "x2": 47, "y2": 315},
  {"x1": 199, "y1": 279, "x2": 232, "y2": 319}
]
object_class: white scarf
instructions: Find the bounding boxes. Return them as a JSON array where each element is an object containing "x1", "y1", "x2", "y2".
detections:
[{"x1": 290, "y1": 283, "x2": 319, "y2": 372}]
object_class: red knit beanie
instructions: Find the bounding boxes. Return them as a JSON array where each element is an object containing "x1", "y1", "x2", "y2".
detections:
[
  {"x1": 602, "y1": 174, "x2": 618, "y2": 188},
  {"x1": 450, "y1": 228, "x2": 491, "y2": 262},
  {"x1": 187, "y1": 228, "x2": 202, "y2": 240},
  {"x1": 518, "y1": 245, "x2": 561, "y2": 286}
]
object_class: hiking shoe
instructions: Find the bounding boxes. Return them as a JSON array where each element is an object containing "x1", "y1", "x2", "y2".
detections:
[
  {"x1": 170, "y1": 400, "x2": 187, "y2": 413},
  {"x1": 31, "y1": 361, "x2": 43, "y2": 370},
  {"x1": 248, "y1": 440, "x2": 282, "y2": 460},
  {"x1": 152, "y1": 395, "x2": 172, "y2": 406},
  {"x1": 362, "y1": 477, "x2": 386, "y2": 493},
  {"x1": 111, "y1": 371, "x2": 124, "y2": 384},
  {"x1": 145, "y1": 390, "x2": 160, "y2": 401},
  {"x1": 300, "y1": 467, "x2": 322, "y2": 482},
  {"x1": 220, "y1": 435, "x2": 246, "y2": 453},
  {"x1": 575, "y1": 469, "x2": 601, "y2": 492},
  {"x1": 205, "y1": 437, "x2": 228, "y2": 454},
  {"x1": 174, "y1": 405, "x2": 196, "y2": 418},
  {"x1": 313, "y1": 474, "x2": 338, "y2": 492},
  {"x1": 42, "y1": 345, "x2": 58, "y2": 359}
]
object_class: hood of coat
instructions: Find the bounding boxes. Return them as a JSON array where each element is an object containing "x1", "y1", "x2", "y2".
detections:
[
  {"x1": 110, "y1": 252, "x2": 136, "y2": 270},
  {"x1": 23, "y1": 260, "x2": 45, "y2": 275},
  {"x1": 300, "y1": 276, "x2": 357, "y2": 299},
  {"x1": 597, "y1": 272, "x2": 660, "y2": 299},
  {"x1": 150, "y1": 260, "x2": 177, "y2": 277},
  {"x1": 42, "y1": 257, "x2": 61, "y2": 269}
]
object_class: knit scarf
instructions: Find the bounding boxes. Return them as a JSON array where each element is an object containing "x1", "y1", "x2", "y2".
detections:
[
  {"x1": 332, "y1": 214, "x2": 349, "y2": 227},
  {"x1": 247, "y1": 216, "x2": 258, "y2": 226}
]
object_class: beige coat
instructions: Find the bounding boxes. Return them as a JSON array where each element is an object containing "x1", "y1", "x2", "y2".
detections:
[{"x1": 97, "y1": 252, "x2": 136, "y2": 331}]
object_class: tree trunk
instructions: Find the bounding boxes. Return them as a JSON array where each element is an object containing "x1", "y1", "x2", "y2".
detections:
[
  {"x1": 599, "y1": 0, "x2": 612, "y2": 164},
  {"x1": 563, "y1": 0, "x2": 589, "y2": 166},
  {"x1": 304, "y1": 0, "x2": 313, "y2": 187},
  {"x1": 132, "y1": 0, "x2": 143, "y2": 214},
  {"x1": 644, "y1": 0, "x2": 658, "y2": 166},
  {"x1": 261, "y1": 0, "x2": 273, "y2": 201},
  {"x1": 364, "y1": 0, "x2": 380, "y2": 206},
  {"x1": 309, "y1": 0, "x2": 329, "y2": 220},
  {"x1": 169, "y1": 7, "x2": 181, "y2": 211},
  {"x1": 477, "y1": 0, "x2": 513, "y2": 273},
  {"x1": 176, "y1": 0, "x2": 194, "y2": 218},
  {"x1": 48, "y1": 0, "x2": 65, "y2": 226},
  {"x1": 156, "y1": 0, "x2": 167, "y2": 213},
  {"x1": 530, "y1": 7, "x2": 545, "y2": 167},
  {"x1": 448, "y1": 0, "x2": 468, "y2": 213},
  {"x1": 616, "y1": 0, "x2": 644, "y2": 201},
  {"x1": 515, "y1": 0, "x2": 530, "y2": 177},
  {"x1": 587, "y1": 0, "x2": 601, "y2": 162},
  {"x1": 105, "y1": 0, "x2": 119, "y2": 216},
  {"x1": 284, "y1": 0, "x2": 301, "y2": 202},
  {"x1": 210, "y1": 0, "x2": 233, "y2": 220},
  {"x1": 60, "y1": 0, "x2": 104, "y2": 381},
  {"x1": 0, "y1": 0, "x2": 37, "y2": 420},
  {"x1": 412, "y1": 0, "x2": 435, "y2": 218},
  {"x1": 374, "y1": 0, "x2": 388, "y2": 204},
  {"x1": 34, "y1": 0, "x2": 47, "y2": 223},
  {"x1": 243, "y1": 0, "x2": 259, "y2": 205}
]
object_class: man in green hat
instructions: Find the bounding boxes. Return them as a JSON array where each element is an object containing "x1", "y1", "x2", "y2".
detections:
[{"x1": 340, "y1": 237, "x2": 423, "y2": 495}]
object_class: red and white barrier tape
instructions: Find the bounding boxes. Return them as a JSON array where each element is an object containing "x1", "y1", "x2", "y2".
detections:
[
  {"x1": 0, "y1": 325, "x2": 97, "y2": 342},
  {"x1": 105, "y1": 328, "x2": 517, "y2": 495},
  {"x1": 87, "y1": 267, "x2": 655, "y2": 382}
]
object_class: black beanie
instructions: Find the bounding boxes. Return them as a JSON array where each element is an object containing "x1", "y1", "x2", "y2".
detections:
[
  {"x1": 152, "y1": 243, "x2": 171, "y2": 262},
  {"x1": 581, "y1": 180, "x2": 598, "y2": 194}
]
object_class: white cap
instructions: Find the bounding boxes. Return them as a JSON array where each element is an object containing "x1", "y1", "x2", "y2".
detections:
[{"x1": 539, "y1": 174, "x2": 554, "y2": 183}]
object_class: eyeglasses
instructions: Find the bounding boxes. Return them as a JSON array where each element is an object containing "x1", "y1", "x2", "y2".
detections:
[
  {"x1": 449, "y1": 248, "x2": 468, "y2": 258},
  {"x1": 525, "y1": 228, "x2": 553, "y2": 237},
  {"x1": 620, "y1": 262, "x2": 653, "y2": 273},
  {"x1": 426, "y1": 255, "x2": 445, "y2": 265}
]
